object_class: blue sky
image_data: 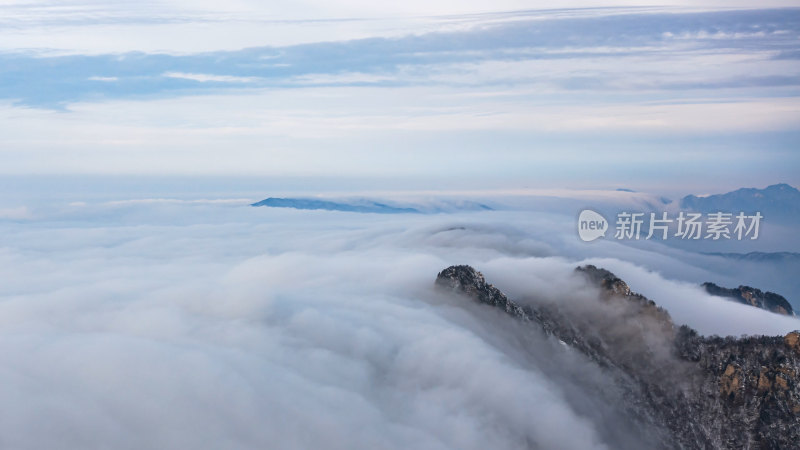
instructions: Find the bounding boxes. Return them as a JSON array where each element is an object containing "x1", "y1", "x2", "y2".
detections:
[{"x1": 0, "y1": 1, "x2": 799, "y2": 194}]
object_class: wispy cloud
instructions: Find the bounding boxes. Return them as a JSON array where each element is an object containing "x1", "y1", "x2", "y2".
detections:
[
  {"x1": 0, "y1": 8, "x2": 798, "y2": 108},
  {"x1": 0, "y1": 6, "x2": 798, "y2": 184},
  {"x1": 88, "y1": 76, "x2": 118, "y2": 82},
  {"x1": 162, "y1": 72, "x2": 258, "y2": 83}
]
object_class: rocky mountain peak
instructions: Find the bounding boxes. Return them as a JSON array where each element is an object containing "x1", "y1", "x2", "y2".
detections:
[
  {"x1": 436, "y1": 264, "x2": 800, "y2": 449},
  {"x1": 702, "y1": 282, "x2": 795, "y2": 316},
  {"x1": 435, "y1": 265, "x2": 528, "y2": 318},
  {"x1": 575, "y1": 264, "x2": 631, "y2": 296},
  {"x1": 575, "y1": 264, "x2": 674, "y2": 332}
]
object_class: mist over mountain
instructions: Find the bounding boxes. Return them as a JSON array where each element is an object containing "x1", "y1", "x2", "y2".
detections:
[
  {"x1": 437, "y1": 264, "x2": 800, "y2": 449},
  {"x1": 251, "y1": 197, "x2": 494, "y2": 214},
  {"x1": 702, "y1": 252, "x2": 800, "y2": 263},
  {"x1": 702, "y1": 282, "x2": 795, "y2": 316},
  {"x1": 679, "y1": 183, "x2": 800, "y2": 222},
  {"x1": 2, "y1": 183, "x2": 799, "y2": 450}
]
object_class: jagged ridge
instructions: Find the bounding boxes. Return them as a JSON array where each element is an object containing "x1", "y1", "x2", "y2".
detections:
[
  {"x1": 436, "y1": 264, "x2": 800, "y2": 450},
  {"x1": 702, "y1": 282, "x2": 794, "y2": 316}
]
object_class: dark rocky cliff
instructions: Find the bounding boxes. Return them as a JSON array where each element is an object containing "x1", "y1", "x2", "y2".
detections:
[
  {"x1": 436, "y1": 265, "x2": 800, "y2": 449},
  {"x1": 702, "y1": 282, "x2": 794, "y2": 316}
]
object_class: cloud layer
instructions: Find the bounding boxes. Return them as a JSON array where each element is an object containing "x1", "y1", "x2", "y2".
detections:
[
  {"x1": 2, "y1": 8, "x2": 799, "y2": 107},
  {"x1": 0, "y1": 193, "x2": 798, "y2": 449}
]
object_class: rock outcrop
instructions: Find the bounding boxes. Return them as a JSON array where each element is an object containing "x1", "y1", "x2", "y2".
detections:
[
  {"x1": 702, "y1": 282, "x2": 795, "y2": 316},
  {"x1": 436, "y1": 264, "x2": 800, "y2": 450}
]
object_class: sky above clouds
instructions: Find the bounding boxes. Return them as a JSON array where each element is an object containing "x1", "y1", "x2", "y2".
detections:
[{"x1": 0, "y1": 1, "x2": 799, "y2": 193}]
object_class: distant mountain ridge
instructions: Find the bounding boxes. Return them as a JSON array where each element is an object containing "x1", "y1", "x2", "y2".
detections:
[
  {"x1": 679, "y1": 183, "x2": 800, "y2": 221},
  {"x1": 251, "y1": 197, "x2": 493, "y2": 214},
  {"x1": 702, "y1": 251, "x2": 800, "y2": 262},
  {"x1": 252, "y1": 197, "x2": 420, "y2": 214},
  {"x1": 702, "y1": 282, "x2": 795, "y2": 316}
]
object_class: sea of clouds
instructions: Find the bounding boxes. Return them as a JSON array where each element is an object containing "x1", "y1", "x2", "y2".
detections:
[{"x1": 0, "y1": 189, "x2": 798, "y2": 449}]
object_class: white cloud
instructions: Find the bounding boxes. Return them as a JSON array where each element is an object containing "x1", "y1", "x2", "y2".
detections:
[
  {"x1": 0, "y1": 2, "x2": 796, "y2": 54},
  {"x1": 0, "y1": 84, "x2": 797, "y2": 177},
  {"x1": 88, "y1": 76, "x2": 119, "y2": 82},
  {"x1": 0, "y1": 206, "x2": 32, "y2": 219},
  {"x1": 0, "y1": 188, "x2": 798, "y2": 448},
  {"x1": 163, "y1": 72, "x2": 258, "y2": 83},
  {"x1": 101, "y1": 198, "x2": 253, "y2": 206},
  {"x1": 0, "y1": 202, "x2": 613, "y2": 449}
]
